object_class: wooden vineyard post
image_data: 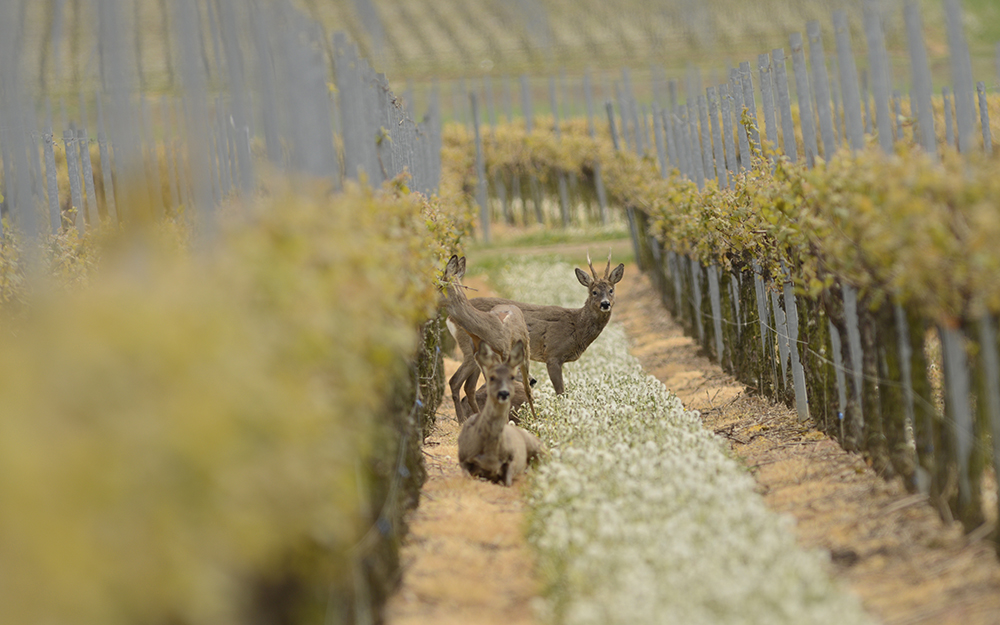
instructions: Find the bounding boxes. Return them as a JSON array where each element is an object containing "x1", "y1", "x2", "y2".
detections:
[
  {"x1": 790, "y1": 32, "x2": 818, "y2": 166},
  {"x1": 859, "y1": 300, "x2": 891, "y2": 476},
  {"x1": 504, "y1": 76, "x2": 525, "y2": 222},
  {"x1": 470, "y1": 93, "x2": 489, "y2": 244},
  {"x1": 689, "y1": 257, "x2": 706, "y2": 350},
  {"x1": 945, "y1": 0, "x2": 976, "y2": 154},
  {"x1": 890, "y1": 304, "x2": 920, "y2": 491},
  {"x1": 800, "y1": 295, "x2": 836, "y2": 434},
  {"x1": 772, "y1": 48, "x2": 798, "y2": 162},
  {"x1": 758, "y1": 53, "x2": 777, "y2": 161},
  {"x1": 485, "y1": 76, "x2": 512, "y2": 225},
  {"x1": 584, "y1": 70, "x2": 609, "y2": 224},
  {"x1": 719, "y1": 84, "x2": 738, "y2": 185},
  {"x1": 944, "y1": 87, "x2": 956, "y2": 149},
  {"x1": 77, "y1": 128, "x2": 99, "y2": 226},
  {"x1": 833, "y1": 10, "x2": 865, "y2": 152},
  {"x1": 64, "y1": 130, "x2": 85, "y2": 234},
  {"x1": 905, "y1": 1, "x2": 937, "y2": 159},
  {"x1": 783, "y1": 279, "x2": 810, "y2": 422},
  {"x1": 522, "y1": 75, "x2": 544, "y2": 224},
  {"x1": 43, "y1": 99, "x2": 61, "y2": 233},
  {"x1": 707, "y1": 87, "x2": 727, "y2": 188},
  {"x1": 666, "y1": 80, "x2": 680, "y2": 174},
  {"x1": 670, "y1": 252, "x2": 684, "y2": 320},
  {"x1": 707, "y1": 264, "x2": 725, "y2": 365},
  {"x1": 676, "y1": 105, "x2": 691, "y2": 181},
  {"x1": 977, "y1": 82, "x2": 992, "y2": 155},
  {"x1": 738, "y1": 61, "x2": 760, "y2": 153},
  {"x1": 771, "y1": 286, "x2": 790, "y2": 393},
  {"x1": 863, "y1": 3, "x2": 894, "y2": 155},
  {"x1": 607, "y1": 100, "x2": 643, "y2": 270},
  {"x1": 549, "y1": 76, "x2": 570, "y2": 227},
  {"x1": 653, "y1": 102, "x2": 668, "y2": 179},
  {"x1": 939, "y1": 324, "x2": 983, "y2": 529},
  {"x1": 697, "y1": 95, "x2": 714, "y2": 182},
  {"x1": 751, "y1": 262, "x2": 777, "y2": 396},
  {"x1": 730, "y1": 68, "x2": 750, "y2": 172},
  {"x1": 841, "y1": 285, "x2": 866, "y2": 451},
  {"x1": 806, "y1": 21, "x2": 837, "y2": 160},
  {"x1": 975, "y1": 315, "x2": 1000, "y2": 551},
  {"x1": 687, "y1": 101, "x2": 706, "y2": 188}
]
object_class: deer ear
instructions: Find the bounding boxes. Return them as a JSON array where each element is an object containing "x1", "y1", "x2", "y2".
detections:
[
  {"x1": 445, "y1": 255, "x2": 460, "y2": 279},
  {"x1": 475, "y1": 342, "x2": 499, "y2": 370},
  {"x1": 575, "y1": 267, "x2": 593, "y2": 287},
  {"x1": 457, "y1": 256, "x2": 467, "y2": 278},
  {"x1": 508, "y1": 339, "x2": 525, "y2": 366},
  {"x1": 609, "y1": 263, "x2": 625, "y2": 284}
]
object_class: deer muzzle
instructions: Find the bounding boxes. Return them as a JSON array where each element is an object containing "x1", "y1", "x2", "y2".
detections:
[
  {"x1": 497, "y1": 389, "x2": 510, "y2": 401},
  {"x1": 600, "y1": 300, "x2": 611, "y2": 311}
]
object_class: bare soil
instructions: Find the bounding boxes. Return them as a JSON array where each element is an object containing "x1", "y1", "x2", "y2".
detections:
[
  {"x1": 387, "y1": 264, "x2": 1000, "y2": 625},
  {"x1": 383, "y1": 353, "x2": 541, "y2": 625},
  {"x1": 614, "y1": 268, "x2": 1000, "y2": 625}
]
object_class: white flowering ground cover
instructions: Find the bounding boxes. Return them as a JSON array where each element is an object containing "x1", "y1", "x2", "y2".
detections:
[{"x1": 493, "y1": 259, "x2": 871, "y2": 625}]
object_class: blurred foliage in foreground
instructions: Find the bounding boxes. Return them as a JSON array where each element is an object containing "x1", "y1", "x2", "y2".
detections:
[{"x1": 0, "y1": 172, "x2": 472, "y2": 624}]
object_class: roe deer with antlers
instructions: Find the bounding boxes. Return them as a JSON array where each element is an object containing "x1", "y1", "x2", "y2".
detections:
[
  {"x1": 453, "y1": 252, "x2": 624, "y2": 396},
  {"x1": 457, "y1": 340, "x2": 545, "y2": 485},
  {"x1": 442, "y1": 255, "x2": 536, "y2": 423}
]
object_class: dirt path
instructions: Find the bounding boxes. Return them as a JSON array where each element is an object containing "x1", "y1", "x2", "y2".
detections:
[
  {"x1": 384, "y1": 354, "x2": 541, "y2": 625},
  {"x1": 614, "y1": 267, "x2": 1000, "y2": 625},
  {"x1": 388, "y1": 262, "x2": 1000, "y2": 625}
]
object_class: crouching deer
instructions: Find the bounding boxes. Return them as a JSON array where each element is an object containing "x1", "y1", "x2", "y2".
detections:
[
  {"x1": 461, "y1": 377, "x2": 534, "y2": 425},
  {"x1": 442, "y1": 255, "x2": 536, "y2": 423},
  {"x1": 454, "y1": 252, "x2": 624, "y2": 395},
  {"x1": 458, "y1": 340, "x2": 545, "y2": 486}
]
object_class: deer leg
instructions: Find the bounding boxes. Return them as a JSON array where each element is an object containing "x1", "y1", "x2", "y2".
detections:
[
  {"x1": 521, "y1": 365, "x2": 537, "y2": 419},
  {"x1": 449, "y1": 368, "x2": 466, "y2": 423},
  {"x1": 546, "y1": 360, "x2": 565, "y2": 395},
  {"x1": 463, "y1": 364, "x2": 481, "y2": 417},
  {"x1": 451, "y1": 356, "x2": 478, "y2": 423}
]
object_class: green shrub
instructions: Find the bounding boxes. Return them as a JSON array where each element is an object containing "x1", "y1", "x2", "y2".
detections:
[{"x1": 0, "y1": 174, "x2": 469, "y2": 625}]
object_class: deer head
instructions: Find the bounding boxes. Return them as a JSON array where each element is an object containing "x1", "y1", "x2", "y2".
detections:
[
  {"x1": 474, "y1": 340, "x2": 526, "y2": 404},
  {"x1": 575, "y1": 251, "x2": 625, "y2": 315}
]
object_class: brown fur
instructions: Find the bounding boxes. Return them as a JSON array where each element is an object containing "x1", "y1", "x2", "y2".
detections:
[
  {"x1": 460, "y1": 379, "x2": 532, "y2": 425},
  {"x1": 457, "y1": 253, "x2": 625, "y2": 395},
  {"x1": 442, "y1": 256, "x2": 536, "y2": 423},
  {"x1": 457, "y1": 341, "x2": 545, "y2": 486}
]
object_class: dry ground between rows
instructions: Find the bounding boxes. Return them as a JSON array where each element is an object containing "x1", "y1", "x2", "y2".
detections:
[{"x1": 387, "y1": 265, "x2": 1000, "y2": 625}]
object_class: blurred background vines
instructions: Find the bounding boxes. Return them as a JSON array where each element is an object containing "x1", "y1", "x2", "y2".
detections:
[{"x1": 5, "y1": 0, "x2": 1000, "y2": 623}]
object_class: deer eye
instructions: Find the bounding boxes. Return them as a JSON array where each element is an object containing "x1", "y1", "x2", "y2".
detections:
[
  {"x1": 592, "y1": 290, "x2": 598, "y2": 296},
  {"x1": 610, "y1": 288, "x2": 614, "y2": 294}
]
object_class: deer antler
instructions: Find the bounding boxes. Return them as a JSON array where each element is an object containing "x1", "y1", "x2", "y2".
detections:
[
  {"x1": 604, "y1": 249, "x2": 612, "y2": 279},
  {"x1": 587, "y1": 252, "x2": 599, "y2": 281}
]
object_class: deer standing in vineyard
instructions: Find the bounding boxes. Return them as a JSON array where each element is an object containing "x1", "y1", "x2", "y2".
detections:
[
  {"x1": 442, "y1": 255, "x2": 536, "y2": 423},
  {"x1": 452, "y1": 252, "x2": 624, "y2": 402},
  {"x1": 457, "y1": 340, "x2": 545, "y2": 485}
]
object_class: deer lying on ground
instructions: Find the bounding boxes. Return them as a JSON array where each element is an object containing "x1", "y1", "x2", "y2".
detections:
[
  {"x1": 460, "y1": 377, "x2": 533, "y2": 425},
  {"x1": 442, "y1": 255, "x2": 536, "y2": 423},
  {"x1": 452, "y1": 252, "x2": 624, "y2": 398},
  {"x1": 458, "y1": 340, "x2": 545, "y2": 485}
]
